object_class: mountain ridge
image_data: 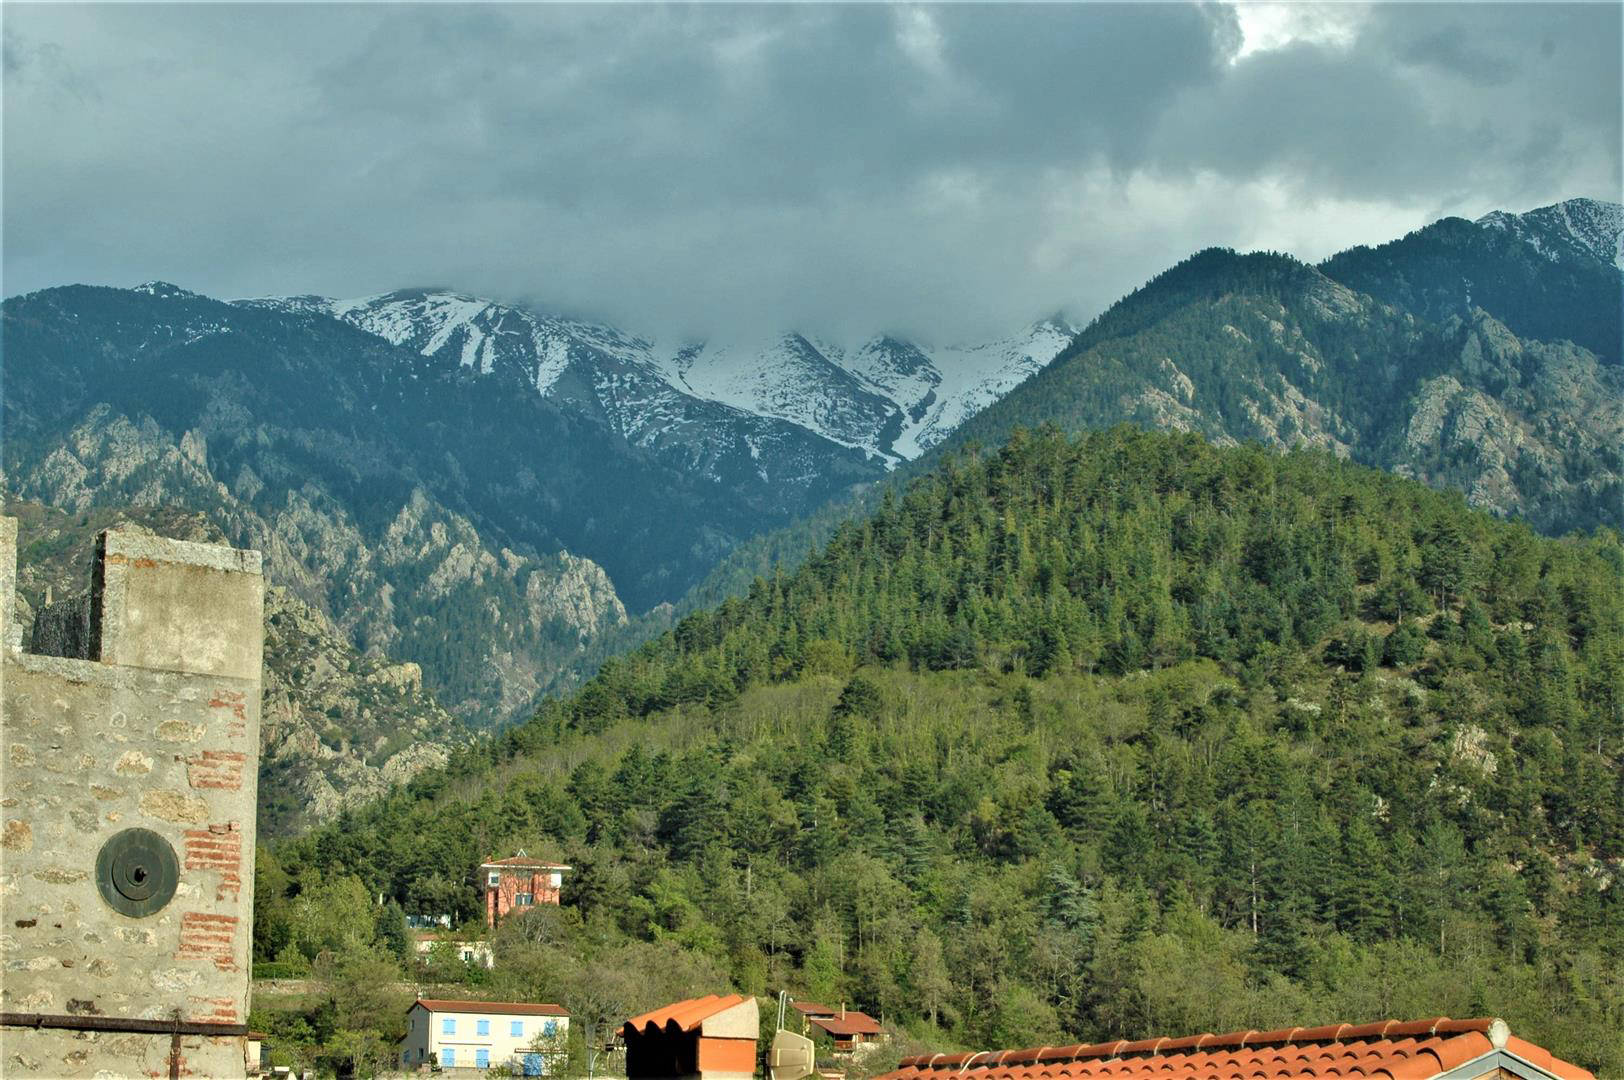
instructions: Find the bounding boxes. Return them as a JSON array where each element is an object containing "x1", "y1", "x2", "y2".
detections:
[
  {"x1": 272, "y1": 425, "x2": 1624, "y2": 1074},
  {"x1": 234, "y1": 288, "x2": 1077, "y2": 463},
  {"x1": 945, "y1": 204, "x2": 1623, "y2": 537}
]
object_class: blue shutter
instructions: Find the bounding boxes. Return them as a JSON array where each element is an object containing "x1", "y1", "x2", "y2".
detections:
[
  {"x1": 477, "y1": 1018, "x2": 491, "y2": 1036},
  {"x1": 442, "y1": 1048, "x2": 455, "y2": 1067},
  {"x1": 477, "y1": 1048, "x2": 491, "y2": 1069},
  {"x1": 443, "y1": 1017, "x2": 456, "y2": 1035},
  {"x1": 511, "y1": 1020, "x2": 524, "y2": 1037}
]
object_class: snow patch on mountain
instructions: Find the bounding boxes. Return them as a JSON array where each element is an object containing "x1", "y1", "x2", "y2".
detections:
[
  {"x1": 236, "y1": 290, "x2": 1076, "y2": 464},
  {"x1": 652, "y1": 333, "x2": 901, "y2": 456},
  {"x1": 892, "y1": 320, "x2": 1079, "y2": 457},
  {"x1": 1478, "y1": 197, "x2": 1624, "y2": 272}
]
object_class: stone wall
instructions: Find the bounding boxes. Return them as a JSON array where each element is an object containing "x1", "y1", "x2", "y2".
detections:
[{"x1": 1, "y1": 519, "x2": 264, "y2": 1079}]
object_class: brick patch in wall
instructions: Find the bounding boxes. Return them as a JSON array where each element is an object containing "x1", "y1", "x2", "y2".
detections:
[
  {"x1": 208, "y1": 690, "x2": 249, "y2": 739},
  {"x1": 187, "y1": 996, "x2": 240, "y2": 1025},
  {"x1": 177, "y1": 912, "x2": 239, "y2": 972},
  {"x1": 185, "y1": 751, "x2": 247, "y2": 791},
  {"x1": 183, "y1": 827, "x2": 243, "y2": 899}
]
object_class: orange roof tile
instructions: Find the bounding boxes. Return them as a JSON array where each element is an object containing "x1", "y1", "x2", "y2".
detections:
[
  {"x1": 809, "y1": 1011, "x2": 884, "y2": 1037},
  {"x1": 410, "y1": 998, "x2": 569, "y2": 1017},
  {"x1": 624, "y1": 994, "x2": 751, "y2": 1035},
  {"x1": 791, "y1": 1001, "x2": 838, "y2": 1017},
  {"x1": 876, "y1": 1018, "x2": 1594, "y2": 1080}
]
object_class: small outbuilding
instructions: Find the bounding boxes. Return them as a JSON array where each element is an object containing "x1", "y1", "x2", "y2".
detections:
[
  {"x1": 623, "y1": 994, "x2": 760, "y2": 1080},
  {"x1": 806, "y1": 1011, "x2": 885, "y2": 1052},
  {"x1": 787, "y1": 1001, "x2": 886, "y2": 1052}
]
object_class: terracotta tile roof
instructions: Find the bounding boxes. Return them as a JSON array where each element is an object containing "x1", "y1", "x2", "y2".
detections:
[
  {"x1": 808, "y1": 1011, "x2": 884, "y2": 1037},
  {"x1": 625, "y1": 994, "x2": 752, "y2": 1034},
  {"x1": 877, "y1": 1017, "x2": 1595, "y2": 1080},
  {"x1": 409, "y1": 998, "x2": 569, "y2": 1018},
  {"x1": 791, "y1": 1001, "x2": 837, "y2": 1017}
]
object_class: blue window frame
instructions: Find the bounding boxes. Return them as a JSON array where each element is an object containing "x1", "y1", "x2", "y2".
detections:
[
  {"x1": 477, "y1": 1018, "x2": 491, "y2": 1036},
  {"x1": 442, "y1": 1017, "x2": 456, "y2": 1035},
  {"x1": 477, "y1": 1048, "x2": 490, "y2": 1069},
  {"x1": 511, "y1": 1020, "x2": 524, "y2": 1037},
  {"x1": 442, "y1": 1048, "x2": 456, "y2": 1067}
]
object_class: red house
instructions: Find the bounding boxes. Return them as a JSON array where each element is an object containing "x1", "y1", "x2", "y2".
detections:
[{"x1": 481, "y1": 854, "x2": 570, "y2": 928}]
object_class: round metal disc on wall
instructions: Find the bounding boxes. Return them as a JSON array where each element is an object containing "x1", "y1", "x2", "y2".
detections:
[{"x1": 95, "y1": 827, "x2": 179, "y2": 917}]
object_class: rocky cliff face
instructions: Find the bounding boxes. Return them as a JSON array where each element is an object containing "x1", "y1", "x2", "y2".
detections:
[
  {"x1": 5, "y1": 402, "x2": 628, "y2": 724},
  {"x1": 1390, "y1": 311, "x2": 1624, "y2": 529},
  {"x1": 3, "y1": 499, "x2": 469, "y2": 834}
]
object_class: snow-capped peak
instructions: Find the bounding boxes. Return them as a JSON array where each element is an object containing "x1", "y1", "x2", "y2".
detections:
[
  {"x1": 1477, "y1": 197, "x2": 1624, "y2": 272},
  {"x1": 133, "y1": 281, "x2": 200, "y2": 299},
  {"x1": 236, "y1": 288, "x2": 1077, "y2": 463}
]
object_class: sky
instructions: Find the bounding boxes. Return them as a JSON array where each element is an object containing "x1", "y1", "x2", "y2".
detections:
[{"x1": 3, "y1": 2, "x2": 1620, "y2": 342}]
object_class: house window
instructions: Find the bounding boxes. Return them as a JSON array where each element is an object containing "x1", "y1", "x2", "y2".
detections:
[
  {"x1": 477, "y1": 1048, "x2": 491, "y2": 1069},
  {"x1": 462, "y1": 949, "x2": 475, "y2": 962},
  {"x1": 511, "y1": 1020, "x2": 524, "y2": 1037},
  {"x1": 516, "y1": 892, "x2": 534, "y2": 906},
  {"x1": 477, "y1": 1018, "x2": 491, "y2": 1036},
  {"x1": 443, "y1": 1017, "x2": 456, "y2": 1035},
  {"x1": 488, "y1": 871, "x2": 501, "y2": 887},
  {"x1": 543, "y1": 1019, "x2": 558, "y2": 1037},
  {"x1": 442, "y1": 1048, "x2": 456, "y2": 1068}
]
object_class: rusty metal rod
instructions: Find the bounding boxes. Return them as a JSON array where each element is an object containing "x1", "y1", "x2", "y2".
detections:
[{"x1": 0, "y1": 1012, "x2": 248, "y2": 1037}]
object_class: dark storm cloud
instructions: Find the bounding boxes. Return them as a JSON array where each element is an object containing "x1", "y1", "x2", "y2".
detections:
[{"x1": 3, "y1": 3, "x2": 1618, "y2": 341}]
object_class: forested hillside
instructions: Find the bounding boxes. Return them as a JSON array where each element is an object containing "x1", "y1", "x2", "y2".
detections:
[
  {"x1": 268, "y1": 428, "x2": 1624, "y2": 1073},
  {"x1": 663, "y1": 204, "x2": 1623, "y2": 636}
]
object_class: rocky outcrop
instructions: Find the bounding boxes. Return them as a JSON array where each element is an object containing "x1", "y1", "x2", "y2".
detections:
[
  {"x1": 257, "y1": 585, "x2": 463, "y2": 832},
  {"x1": 3, "y1": 500, "x2": 472, "y2": 834},
  {"x1": 1392, "y1": 311, "x2": 1623, "y2": 526},
  {"x1": 5, "y1": 403, "x2": 630, "y2": 725},
  {"x1": 951, "y1": 245, "x2": 1621, "y2": 538}
]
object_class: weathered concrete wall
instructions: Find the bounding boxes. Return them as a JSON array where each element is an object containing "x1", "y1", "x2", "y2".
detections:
[{"x1": 1, "y1": 520, "x2": 264, "y2": 1079}]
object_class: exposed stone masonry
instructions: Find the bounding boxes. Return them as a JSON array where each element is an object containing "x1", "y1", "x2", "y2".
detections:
[{"x1": 1, "y1": 518, "x2": 264, "y2": 1079}]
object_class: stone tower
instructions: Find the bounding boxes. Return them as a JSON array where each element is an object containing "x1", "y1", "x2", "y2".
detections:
[{"x1": 0, "y1": 519, "x2": 265, "y2": 1079}]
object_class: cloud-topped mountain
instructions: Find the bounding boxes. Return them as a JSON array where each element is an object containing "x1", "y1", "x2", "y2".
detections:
[
  {"x1": 2, "y1": 280, "x2": 1073, "y2": 737},
  {"x1": 236, "y1": 290, "x2": 1075, "y2": 463}
]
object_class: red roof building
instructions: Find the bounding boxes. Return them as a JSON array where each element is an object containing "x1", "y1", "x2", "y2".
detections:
[
  {"x1": 803, "y1": 1008, "x2": 885, "y2": 1051},
  {"x1": 623, "y1": 994, "x2": 760, "y2": 1080},
  {"x1": 481, "y1": 854, "x2": 570, "y2": 929},
  {"x1": 876, "y1": 1017, "x2": 1593, "y2": 1080}
]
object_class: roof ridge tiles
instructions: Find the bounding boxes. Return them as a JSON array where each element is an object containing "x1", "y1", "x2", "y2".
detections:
[{"x1": 877, "y1": 1017, "x2": 1593, "y2": 1080}]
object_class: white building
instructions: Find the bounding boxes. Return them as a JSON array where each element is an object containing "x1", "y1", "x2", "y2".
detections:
[
  {"x1": 399, "y1": 998, "x2": 570, "y2": 1074},
  {"x1": 411, "y1": 932, "x2": 496, "y2": 970}
]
